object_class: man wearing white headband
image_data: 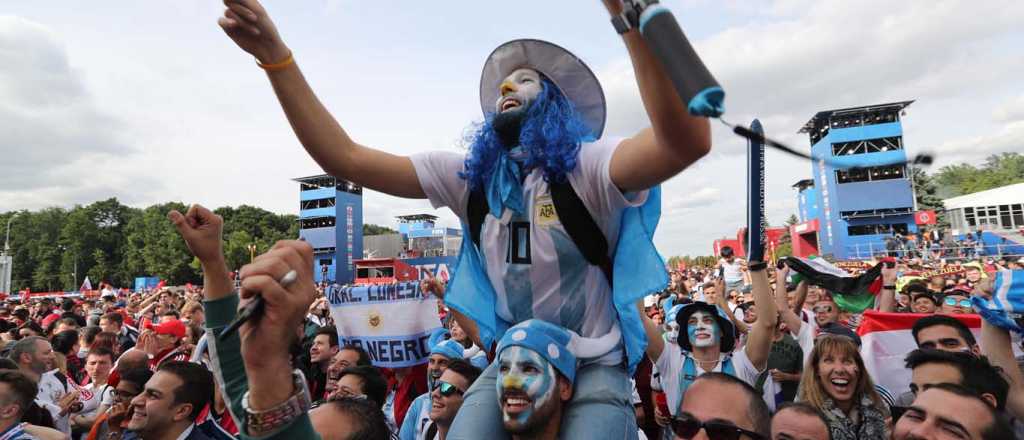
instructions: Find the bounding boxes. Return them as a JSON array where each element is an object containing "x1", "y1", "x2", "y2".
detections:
[{"x1": 218, "y1": 1, "x2": 710, "y2": 438}]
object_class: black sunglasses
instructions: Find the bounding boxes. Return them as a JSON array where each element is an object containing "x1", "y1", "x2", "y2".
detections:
[
  {"x1": 433, "y1": 380, "x2": 464, "y2": 397},
  {"x1": 671, "y1": 414, "x2": 765, "y2": 440}
]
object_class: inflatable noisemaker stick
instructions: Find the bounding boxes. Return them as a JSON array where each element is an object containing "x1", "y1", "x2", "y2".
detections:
[
  {"x1": 629, "y1": 0, "x2": 724, "y2": 117},
  {"x1": 746, "y1": 119, "x2": 766, "y2": 263}
]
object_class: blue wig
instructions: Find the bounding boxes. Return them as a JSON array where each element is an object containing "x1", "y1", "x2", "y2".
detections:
[{"x1": 460, "y1": 79, "x2": 594, "y2": 190}]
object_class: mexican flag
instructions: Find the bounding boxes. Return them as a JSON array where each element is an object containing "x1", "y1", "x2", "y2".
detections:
[
  {"x1": 857, "y1": 311, "x2": 982, "y2": 398},
  {"x1": 784, "y1": 256, "x2": 883, "y2": 312}
]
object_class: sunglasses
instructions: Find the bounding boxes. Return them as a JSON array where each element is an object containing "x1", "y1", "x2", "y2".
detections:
[
  {"x1": 433, "y1": 380, "x2": 464, "y2": 397},
  {"x1": 943, "y1": 297, "x2": 972, "y2": 308},
  {"x1": 813, "y1": 305, "x2": 833, "y2": 313},
  {"x1": 671, "y1": 414, "x2": 765, "y2": 440}
]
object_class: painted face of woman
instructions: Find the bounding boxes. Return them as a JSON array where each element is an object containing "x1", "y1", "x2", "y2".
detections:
[
  {"x1": 687, "y1": 311, "x2": 720, "y2": 348},
  {"x1": 496, "y1": 346, "x2": 560, "y2": 434}
]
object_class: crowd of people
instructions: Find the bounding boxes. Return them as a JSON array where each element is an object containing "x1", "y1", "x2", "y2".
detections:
[{"x1": 2, "y1": 219, "x2": 1021, "y2": 440}]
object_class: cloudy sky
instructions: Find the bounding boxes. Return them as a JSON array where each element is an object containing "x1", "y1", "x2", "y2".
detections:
[{"x1": 2, "y1": 0, "x2": 1022, "y2": 256}]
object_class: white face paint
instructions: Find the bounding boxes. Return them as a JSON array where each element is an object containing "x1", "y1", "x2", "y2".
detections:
[
  {"x1": 495, "y1": 68, "x2": 543, "y2": 114},
  {"x1": 664, "y1": 321, "x2": 680, "y2": 342},
  {"x1": 687, "y1": 311, "x2": 720, "y2": 348},
  {"x1": 496, "y1": 346, "x2": 558, "y2": 433}
]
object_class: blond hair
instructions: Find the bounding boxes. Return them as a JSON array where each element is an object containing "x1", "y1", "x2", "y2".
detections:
[{"x1": 797, "y1": 335, "x2": 884, "y2": 412}]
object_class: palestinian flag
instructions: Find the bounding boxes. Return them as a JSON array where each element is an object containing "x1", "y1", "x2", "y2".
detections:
[
  {"x1": 858, "y1": 311, "x2": 983, "y2": 397},
  {"x1": 784, "y1": 256, "x2": 883, "y2": 313}
]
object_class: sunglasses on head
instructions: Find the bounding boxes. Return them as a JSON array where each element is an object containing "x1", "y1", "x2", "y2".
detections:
[
  {"x1": 943, "y1": 297, "x2": 972, "y2": 308},
  {"x1": 671, "y1": 414, "x2": 765, "y2": 440},
  {"x1": 433, "y1": 380, "x2": 464, "y2": 397}
]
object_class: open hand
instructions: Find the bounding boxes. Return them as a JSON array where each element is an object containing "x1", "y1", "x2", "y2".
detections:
[
  {"x1": 168, "y1": 204, "x2": 224, "y2": 265},
  {"x1": 217, "y1": 0, "x2": 291, "y2": 64}
]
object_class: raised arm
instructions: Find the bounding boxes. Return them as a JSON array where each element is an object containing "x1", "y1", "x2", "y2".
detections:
[
  {"x1": 877, "y1": 264, "x2": 899, "y2": 312},
  {"x1": 790, "y1": 279, "x2": 809, "y2": 315},
  {"x1": 774, "y1": 266, "x2": 805, "y2": 335},
  {"x1": 638, "y1": 300, "x2": 666, "y2": 362},
  {"x1": 744, "y1": 264, "x2": 778, "y2": 371},
  {"x1": 975, "y1": 276, "x2": 1024, "y2": 420},
  {"x1": 981, "y1": 321, "x2": 1024, "y2": 418},
  {"x1": 600, "y1": 1, "x2": 712, "y2": 192},
  {"x1": 218, "y1": 0, "x2": 425, "y2": 199}
]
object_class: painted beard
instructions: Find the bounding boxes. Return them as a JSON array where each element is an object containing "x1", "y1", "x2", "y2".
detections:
[
  {"x1": 492, "y1": 107, "x2": 526, "y2": 148},
  {"x1": 496, "y1": 346, "x2": 559, "y2": 435},
  {"x1": 687, "y1": 311, "x2": 721, "y2": 349}
]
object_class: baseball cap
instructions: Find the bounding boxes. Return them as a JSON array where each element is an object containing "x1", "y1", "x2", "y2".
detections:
[
  {"x1": 817, "y1": 322, "x2": 862, "y2": 347},
  {"x1": 146, "y1": 319, "x2": 186, "y2": 339}
]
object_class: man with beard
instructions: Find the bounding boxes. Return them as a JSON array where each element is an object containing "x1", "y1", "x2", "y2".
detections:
[
  {"x1": 400, "y1": 336, "x2": 464, "y2": 440},
  {"x1": 216, "y1": 0, "x2": 710, "y2": 437},
  {"x1": 494, "y1": 320, "x2": 580, "y2": 440},
  {"x1": 121, "y1": 361, "x2": 215, "y2": 440},
  {"x1": 10, "y1": 336, "x2": 79, "y2": 435}
]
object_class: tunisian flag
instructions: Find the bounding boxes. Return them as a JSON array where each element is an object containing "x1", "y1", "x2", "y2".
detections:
[
  {"x1": 857, "y1": 311, "x2": 982, "y2": 397},
  {"x1": 914, "y1": 210, "x2": 937, "y2": 225}
]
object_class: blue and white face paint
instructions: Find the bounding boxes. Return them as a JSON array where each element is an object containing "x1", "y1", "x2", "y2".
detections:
[
  {"x1": 687, "y1": 311, "x2": 720, "y2": 349},
  {"x1": 496, "y1": 346, "x2": 558, "y2": 433},
  {"x1": 664, "y1": 321, "x2": 680, "y2": 342}
]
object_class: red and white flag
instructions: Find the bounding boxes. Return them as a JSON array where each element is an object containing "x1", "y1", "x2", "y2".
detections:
[
  {"x1": 858, "y1": 311, "x2": 984, "y2": 396},
  {"x1": 914, "y1": 210, "x2": 937, "y2": 225},
  {"x1": 80, "y1": 277, "x2": 93, "y2": 291}
]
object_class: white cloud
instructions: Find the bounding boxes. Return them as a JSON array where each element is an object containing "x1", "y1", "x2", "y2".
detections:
[
  {"x1": 1, "y1": 1, "x2": 1021, "y2": 258},
  {"x1": 993, "y1": 94, "x2": 1024, "y2": 123},
  {"x1": 0, "y1": 16, "x2": 135, "y2": 195}
]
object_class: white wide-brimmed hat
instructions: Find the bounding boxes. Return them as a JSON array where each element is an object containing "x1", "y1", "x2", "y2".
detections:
[{"x1": 479, "y1": 39, "x2": 606, "y2": 139}]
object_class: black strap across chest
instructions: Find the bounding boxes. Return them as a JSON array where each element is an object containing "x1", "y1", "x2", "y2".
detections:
[{"x1": 467, "y1": 180, "x2": 613, "y2": 283}]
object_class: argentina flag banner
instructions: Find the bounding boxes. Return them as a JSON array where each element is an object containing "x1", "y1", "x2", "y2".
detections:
[
  {"x1": 971, "y1": 269, "x2": 1024, "y2": 335},
  {"x1": 328, "y1": 281, "x2": 444, "y2": 368}
]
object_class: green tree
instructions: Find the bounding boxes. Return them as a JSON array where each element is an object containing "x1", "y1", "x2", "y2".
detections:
[
  {"x1": 120, "y1": 202, "x2": 198, "y2": 285},
  {"x1": 911, "y1": 167, "x2": 948, "y2": 228},
  {"x1": 774, "y1": 242, "x2": 793, "y2": 259},
  {"x1": 785, "y1": 214, "x2": 799, "y2": 226},
  {"x1": 933, "y1": 153, "x2": 1024, "y2": 197},
  {"x1": 224, "y1": 230, "x2": 257, "y2": 271},
  {"x1": 363, "y1": 223, "x2": 398, "y2": 236}
]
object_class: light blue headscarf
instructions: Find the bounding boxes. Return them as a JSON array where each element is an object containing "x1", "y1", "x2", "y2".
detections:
[{"x1": 445, "y1": 185, "x2": 668, "y2": 374}]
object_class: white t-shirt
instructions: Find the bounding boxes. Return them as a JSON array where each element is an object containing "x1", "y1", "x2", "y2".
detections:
[
  {"x1": 720, "y1": 259, "x2": 745, "y2": 284},
  {"x1": 78, "y1": 382, "x2": 114, "y2": 419},
  {"x1": 36, "y1": 370, "x2": 71, "y2": 434},
  {"x1": 656, "y1": 343, "x2": 777, "y2": 414},
  {"x1": 412, "y1": 138, "x2": 647, "y2": 365}
]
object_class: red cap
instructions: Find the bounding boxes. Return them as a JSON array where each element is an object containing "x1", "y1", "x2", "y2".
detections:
[
  {"x1": 41, "y1": 313, "x2": 62, "y2": 329},
  {"x1": 146, "y1": 319, "x2": 186, "y2": 339}
]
